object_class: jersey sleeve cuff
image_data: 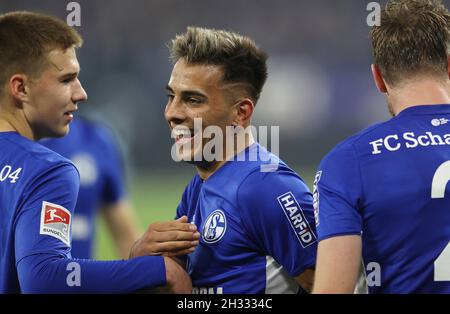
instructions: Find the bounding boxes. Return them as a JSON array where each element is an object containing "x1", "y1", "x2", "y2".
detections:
[{"x1": 317, "y1": 231, "x2": 362, "y2": 242}]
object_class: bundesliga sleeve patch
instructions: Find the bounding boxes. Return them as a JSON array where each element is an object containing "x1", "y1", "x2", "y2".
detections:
[{"x1": 40, "y1": 201, "x2": 71, "y2": 246}]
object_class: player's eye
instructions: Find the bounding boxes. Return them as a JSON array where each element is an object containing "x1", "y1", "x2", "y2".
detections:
[
  {"x1": 167, "y1": 94, "x2": 175, "y2": 102},
  {"x1": 61, "y1": 77, "x2": 75, "y2": 84},
  {"x1": 187, "y1": 97, "x2": 202, "y2": 104}
]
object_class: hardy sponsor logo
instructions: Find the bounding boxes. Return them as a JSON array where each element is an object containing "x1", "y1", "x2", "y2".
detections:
[
  {"x1": 40, "y1": 201, "x2": 71, "y2": 246},
  {"x1": 277, "y1": 192, "x2": 316, "y2": 248}
]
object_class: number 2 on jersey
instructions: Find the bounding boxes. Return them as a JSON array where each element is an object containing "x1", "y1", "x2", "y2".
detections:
[{"x1": 432, "y1": 161, "x2": 450, "y2": 282}]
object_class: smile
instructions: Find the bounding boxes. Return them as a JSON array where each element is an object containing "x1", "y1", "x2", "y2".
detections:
[{"x1": 172, "y1": 127, "x2": 196, "y2": 144}]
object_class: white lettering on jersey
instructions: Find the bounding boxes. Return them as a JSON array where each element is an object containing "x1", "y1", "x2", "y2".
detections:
[
  {"x1": 431, "y1": 118, "x2": 449, "y2": 127},
  {"x1": 370, "y1": 131, "x2": 450, "y2": 155},
  {"x1": 0, "y1": 165, "x2": 22, "y2": 183},
  {"x1": 313, "y1": 171, "x2": 322, "y2": 227},
  {"x1": 277, "y1": 192, "x2": 317, "y2": 248}
]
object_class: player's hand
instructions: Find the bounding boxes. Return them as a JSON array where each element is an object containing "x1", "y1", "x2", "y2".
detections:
[
  {"x1": 129, "y1": 216, "x2": 200, "y2": 258},
  {"x1": 159, "y1": 257, "x2": 192, "y2": 294}
]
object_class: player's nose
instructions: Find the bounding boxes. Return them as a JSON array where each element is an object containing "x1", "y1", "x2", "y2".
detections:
[
  {"x1": 72, "y1": 78, "x2": 88, "y2": 104},
  {"x1": 165, "y1": 98, "x2": 186, "y2": 126}
]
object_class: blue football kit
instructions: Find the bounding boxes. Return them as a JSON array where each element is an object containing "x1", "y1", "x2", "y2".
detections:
[
  {"x1": 42, "y1": 118, "x2": 126, "y2": 259},
  {"x1": 314, "y1": 105, "x2": 450, "y2": 293},
  {"x1": 176, "y1": 143, "x2": 317, "y2": 294},
  {"x1": 0, "y1": 131, "x2": 165, "y2": 293}
]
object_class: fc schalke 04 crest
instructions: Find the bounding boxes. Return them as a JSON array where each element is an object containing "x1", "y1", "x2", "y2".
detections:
[{"x1": 202, "y1": 210, "x2": 227, "y2": 244}]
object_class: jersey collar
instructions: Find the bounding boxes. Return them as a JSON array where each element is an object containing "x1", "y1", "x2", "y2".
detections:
[{"x1": 397, "y1": 104, "x2": 450, "y2": 117}]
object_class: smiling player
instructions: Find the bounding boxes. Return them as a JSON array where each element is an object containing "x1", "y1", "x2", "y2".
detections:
[
  {"x1": 162, "y1": 27, "x2": 317, "y2": 294},
  {"x1": 0, "y1": 11, "x2": 191, "y2": 293}
]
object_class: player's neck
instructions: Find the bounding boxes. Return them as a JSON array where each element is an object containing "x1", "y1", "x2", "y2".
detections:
[
  {"x1": 0, "y1": 104, "x2": 35, "y2": 140},
  {"x1": 389, "y1": 78, "x2": 450, "y2": 116},
  {"x1": 196, "y1": 133, "x2": 255, "y2": 181}
]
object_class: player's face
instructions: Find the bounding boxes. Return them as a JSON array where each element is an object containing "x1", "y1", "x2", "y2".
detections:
[
  {"x1": 165, "y1": 58, "x2": 237, "y2": 164},
  {"x1": 25, "y1": 47, "x2": 87, "y2": 140}
]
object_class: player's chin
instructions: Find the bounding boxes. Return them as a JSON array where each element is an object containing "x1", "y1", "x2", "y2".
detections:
[
  {"x1": 175, "y1": 149, "x2": 196, "y2": 163},
  {"x1": 174, "y1": 141, "x2": 200, "y2": 161},
  {"x1": 181, "y1": 148, "x2": 221, "y2": 169},
  {"x1": 50, "y1": 124, "x2": 70, "y2": 138}
]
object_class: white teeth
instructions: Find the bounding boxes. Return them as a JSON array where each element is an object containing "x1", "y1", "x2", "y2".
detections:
[{"x1": 172, "y1": 127, "x2": 192, "y2": 137}]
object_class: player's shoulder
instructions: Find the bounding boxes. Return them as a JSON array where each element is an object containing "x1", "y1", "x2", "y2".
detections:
[
  {"x1": 230, "y1": 143, "x2": 287, "y2": 176},
  {"x1": 320, "y1": 120, "x2": 392, "y2": 168},
  {"x1": 27, "y1": 146, "x2": 80, "y2": 196},
  {"x1": 32, "y1": 141, "x2": 73, "y2": 167},
  {"x1": 239, "y1": 164, "x2": 309, "y2": 197},
  {"x1": 6, "y1": 133, "x2": 76, "y2": 173},
  {"x1": 235, "y1": 147, "x2": 310, "y2": 198}
]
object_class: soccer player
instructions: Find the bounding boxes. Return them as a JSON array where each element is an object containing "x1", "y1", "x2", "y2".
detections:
[
  {"x1": 42, "y1": 117, "x2": 139, "y2": 259},
  {"x1": 312, "y1": 0, "x2": 450, "y2": 294},
  {"x1": 160, "y1": 27, "x2": 317, "y2": 294},
  {"x1": 0, "y1": 11, "x2": 193, "y2": 293}
]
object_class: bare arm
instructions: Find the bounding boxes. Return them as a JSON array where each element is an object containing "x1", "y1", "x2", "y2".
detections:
[
  {"x1": 295, "y1": 268, "x2": 315, "y2": 293},
  {"x1": 312, "y1": 235, "x2": 362, "y2": 294},
  {"x1": 102, "y1": 200, "x2": 140, "y2": 259},
  {"x1": 162, "y1": 256, "x2": 192, "y2": 293},
  {"x1": 129, "y1": 227, "x2": 193, "y2": 294}
]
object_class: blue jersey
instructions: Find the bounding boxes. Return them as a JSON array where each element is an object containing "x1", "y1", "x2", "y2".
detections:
[
  {"x1": 42, "y1": 118, "x2": 126, "y2": 258},
  {"x1": 0, "y1": 132, "x2": 164, "y2": 293},
  {"x1": 314, "y1": 105, "x2": 450, "y2": 294},
  {"x1": 176, "y1": 143, "x2": 317, "y2": 294}
]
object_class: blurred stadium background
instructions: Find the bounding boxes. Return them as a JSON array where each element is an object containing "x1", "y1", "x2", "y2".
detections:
[{"x1": 4, "y1": 0, "x2": 441, "y2": 259}]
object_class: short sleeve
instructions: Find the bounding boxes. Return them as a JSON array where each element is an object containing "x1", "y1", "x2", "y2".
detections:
[
  {"x1": 99, "y1": 128, "x2": 127, "y2": 205},
  {"x1": 175, "y1": 189, "x2": 188, "y2": 220},
  {"x1": 15, "y1": 163, "x2": 80, "y2": 263},
  {"x1": 237, "y1": 169, "x2": 317, "y2": 277},
  {"x1": 314, "y1": 142, "x2": 363, "y2": 242}
]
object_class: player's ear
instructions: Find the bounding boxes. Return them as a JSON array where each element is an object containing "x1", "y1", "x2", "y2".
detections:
[
  {"x1": 371, "y1": 64, "x2": 388, "y2": 94},
  {"x1": 9, "y1": 74, "x2": 30, "y2": 106},
  {"x1": 233, "y1": 98, "x2": 254, "y2": 127}
]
